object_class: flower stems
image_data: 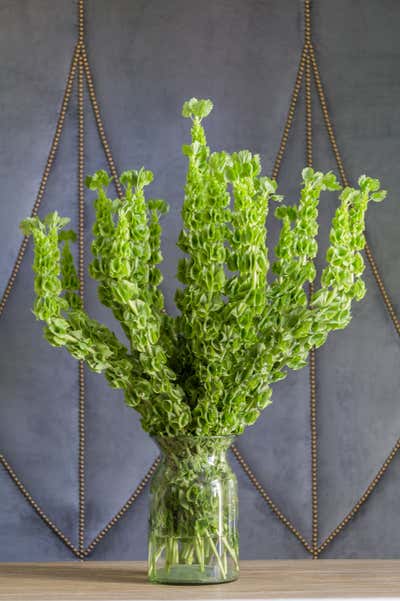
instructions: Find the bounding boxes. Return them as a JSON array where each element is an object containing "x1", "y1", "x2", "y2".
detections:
[{"x1": 148, "y1": 532, "x2": 239, "y2": 582}]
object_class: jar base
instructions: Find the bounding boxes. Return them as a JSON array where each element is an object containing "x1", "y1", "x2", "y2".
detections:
[{"x1": 148, "y1": 564, "x2": 239, "y2": 585}]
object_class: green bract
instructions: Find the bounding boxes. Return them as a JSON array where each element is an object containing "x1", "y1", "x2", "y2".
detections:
[{"x1": 21, "y1": 98, "x2": 386, "y2": 437}]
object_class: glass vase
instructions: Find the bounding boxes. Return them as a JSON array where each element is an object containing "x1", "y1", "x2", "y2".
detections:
[{"x1": 148, "y1": 435, "x2": 239, "y2": 584}]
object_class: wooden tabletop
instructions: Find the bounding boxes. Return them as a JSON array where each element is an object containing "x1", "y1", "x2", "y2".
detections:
[{"x1": 1, "y1": 560, "x2": 400, "y2": 600}]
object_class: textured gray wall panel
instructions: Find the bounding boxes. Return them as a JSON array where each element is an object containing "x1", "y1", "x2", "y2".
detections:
[{"x1": 1, "y1": 0, "x2": 399, "y2": 560}]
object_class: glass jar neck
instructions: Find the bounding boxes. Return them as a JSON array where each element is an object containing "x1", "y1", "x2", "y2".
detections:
[{"x1": 154, "y1": 435, "x2": 233, "y2": 464}]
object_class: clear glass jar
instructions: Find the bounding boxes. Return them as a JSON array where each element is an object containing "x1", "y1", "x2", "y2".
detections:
[{"x1": 148, "y1": 435, "x2": 239, "y2": 584}]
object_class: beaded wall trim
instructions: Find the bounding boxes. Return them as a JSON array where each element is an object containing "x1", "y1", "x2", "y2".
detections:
[{"x1": 1, "y1": 0, "x2": 399, "y2": 560}]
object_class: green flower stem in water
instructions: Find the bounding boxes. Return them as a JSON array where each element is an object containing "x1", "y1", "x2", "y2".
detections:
[{"x1": 148, "y1": 436, "x2": 239, "y2": 584}]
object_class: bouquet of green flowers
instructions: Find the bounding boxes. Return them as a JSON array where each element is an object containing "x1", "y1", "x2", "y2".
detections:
[{"x1": 21, "y1": 98, "x2": 385, "y2": 583}]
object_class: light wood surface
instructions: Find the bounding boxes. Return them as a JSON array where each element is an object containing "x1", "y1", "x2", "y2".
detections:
[{"x1": 1, "y1": 560, "x2": 400, "y2": 600}]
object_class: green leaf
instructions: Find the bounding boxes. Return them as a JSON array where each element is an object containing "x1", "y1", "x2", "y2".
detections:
[
  {"x1": 323, "y1": 172, "x2": 341, "y2": 191},
  {"x1": 20, "y1": 217, "x2": 39, "y2": 236},
  {"x1": 182, "y1": 98, "x2": 213, "y2": 120},
  {"x1": 302, "y1": 167, "x2": 314, "y2": 182},
  {"x1": 371, "y1": 190, "x2": 387, "y2": 202},
  {"x1": 85, "y1": 170, "x2": 113, "y2": 190},
  {"x1": 59, "y1": 230, "x2": 77, "y2": 243},
  {"x1": 148, "y1": 198, "x2": 169, "y2": 214}
]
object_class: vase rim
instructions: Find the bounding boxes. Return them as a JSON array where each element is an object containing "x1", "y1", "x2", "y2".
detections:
[{"x1": 154, "y1": 434, "x2": 234, "y2": 441}]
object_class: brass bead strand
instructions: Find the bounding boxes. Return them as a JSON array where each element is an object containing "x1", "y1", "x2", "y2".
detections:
[
  {"x1": 80, "y1": 48, "x2": 123, "y2": 200},
  {"x1": 304, "y1": 0, "x2": 312, "y2": 49},
  {"x1": 305, "y1": 53, "x2": 313, "y2": 169},
  {"x1": 272, "y1": 47, "x2": 307, "y2": 181},
  {"x1": 309, "y1": 46, "x2": 348, "y2": 186},
  {"x1": 309, "y1": 343, "x2": 318, "y2": 558},
  {"x1": 231, "y1": 445, "x2": 313, "y2": 555},
  {"x1": 83, "y1": 458, "x2": 160, "y2": 557},
  {"x1": 77, "y1": 48, "x2": 86, "y2": 558},
  {"x1": 304, "y1": 0, "x2": 319, "y2": 560},
  {"x1": 78, "y1": 0, "x2": 84, "y2": 46},
  {"x1": 318, "y1": 436, "x2": 400, "y2": 554},
  {"x1": 0, "y1": 454, "x2": 80, "y2": 557},
  {"x1": 364, "y1": 242, "x2": 400, "y2": 336}
]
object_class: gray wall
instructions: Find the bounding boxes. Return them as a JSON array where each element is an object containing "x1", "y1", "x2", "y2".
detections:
[{"x1": 1, "y1": 0, "x2": 400, "y2": 561}]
